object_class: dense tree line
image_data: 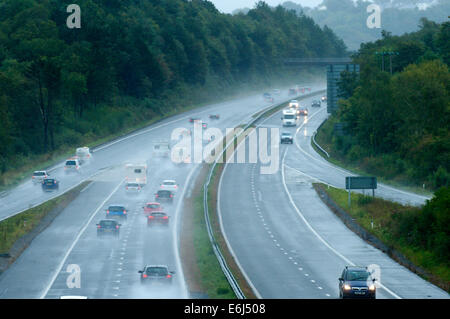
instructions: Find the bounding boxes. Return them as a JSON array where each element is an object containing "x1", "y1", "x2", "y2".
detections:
[
  {"x1": 0, "y1": 0, "x2": 347, "y2": 180},
  {"x1": 327, "y1": 19, "x2": 449, "y2": 190}
]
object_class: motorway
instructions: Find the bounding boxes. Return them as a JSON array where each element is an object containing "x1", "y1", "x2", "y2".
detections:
[
  {"x1": 218, "y1": 93, "x2": 449, "y2": 299},
  {"x1": 0, "y1": 84, "x2": 324, "y2": 298}
]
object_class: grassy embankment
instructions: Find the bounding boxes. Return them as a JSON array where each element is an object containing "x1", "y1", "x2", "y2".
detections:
[
  {"x1": 316, "y1": 183, "x2": 449, "y2": 292},
  {"x1": 0, "y1": 182, "x2": 90, "y2": 263}
]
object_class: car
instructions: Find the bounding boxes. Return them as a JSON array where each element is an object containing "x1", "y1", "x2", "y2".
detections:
[
  {"x1": 41, "y1": 178, "x2": 59, "y2": 192},
  {"x1": 142, "y1": 202, "x2": 164, "y2": 216},
  {"x1": 263, "y1": 92, "x2": 274, "y2": 102},
  {"x1": 160, "y1": 180, "x2": 179, "y2": 192},
  {"x1": 339, "y1": 266, "x2": 376, "y2": 299},
  {"x1": 189, "y1": 117, "x2": 200, "y2": 123},
  {"x1": 155, "y1": 190, "x2": 174, "y2": 203},
  {"x1": 288, "y1": 88, "x2": 297, "y2": 95},
  {"x1": 321, "y1": 96, "x2": 327, "y2": 102},
  {"x1": 209, "y1": 114, "x2": 220, "y2": 119},
  {"x1": 76, "y1": 147, "x2": 91, "y2": 164},
  {"x1": 311, "y1": 100, "x2": 321, "y2": 107},
  {"x1": 96, "y1": 219, "x2": 121, "y2": 237},
  {"x1": 298, "y1": 107, "x2": 308, "y2": 116},
  {"x1": 125, "y1": 182, "x2": 141, "y2": 194},
  {"x1": 32, "y1": 170, "x2": 49, "y2": 184},
  {"x1": 147, "y1": 212, "x2": 169, "y2": 227},
  {"x1": 152, "y1": 140, "x2": 171, "y2": 157},
  {"x1": 138, "y1": 265, "x2": 175, "y2": 285},
  {"x1": 288, "y1": 100, "x2": 299, "y2": 108},
  {"x1": 64, "y1": 158, "x2": 81, "y2": 173},
  {"x1": 106, "y1": 205, "x2": 128, "y2": 220},
  {"x1": 280, "y1": 132, "x2": 293, "y2": 144}
]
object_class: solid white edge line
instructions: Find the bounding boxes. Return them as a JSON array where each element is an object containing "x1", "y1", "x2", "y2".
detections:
[
  {"x1": 173, "y1": 164, "x2": 200, "y2": 299},
  {"x1": 40, "y1": 179, "x2": 125, "y2": 299},
  {"x1": 283, "y1": 112, "x2": 403, "y2": 299}
]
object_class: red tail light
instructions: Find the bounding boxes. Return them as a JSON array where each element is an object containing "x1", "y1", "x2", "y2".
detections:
[
  {"x1": 143, "y1": 274, "x2": 147, "y2": 278},
  {"x1": 107, "y1": 210, "x2": 110, "y2": 214},
  {"x1": 116, "y1": 225, "x2": 119, "y2": 229},
  {"x1": 166, "y1": 274, "x2": 172, "y2": 279},
  {"x1": 97, "y1": 225, "x2": 101, "y2": 229},
  {"x1": 126, "y1": 186, "x2": 128, "y2": 190},
  {"x1": 123, "y1": 210, "x2": 127, "y2": 215},
  {"x1": 149, "y1": 216, "x2": 154, "y2": 219},
  {"x1": 155, "y1": 194, "x2": 159, "y2": 198},
  {"x1": 163, "y1": 216, "x2": 168, "y2": 219},
  {"x1": 32, "y1": 176, "x2": 35, "y2": 179}
]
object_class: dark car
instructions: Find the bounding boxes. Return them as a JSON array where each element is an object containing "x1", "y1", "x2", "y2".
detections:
[
  {"x1": 289, "y1": 88, "x2": 297, "y2": 95},
  {"x1": 311, "y1": 100, "x2": 321, "y2": 107},
  {"x1": 209, "y1": 114, "x2": 220, "y2": 119},
  {"x1": 96, "y1": 219, "x2": 121, "y2": 237},
  {"x1": 147, "y1": 212, "x2": 169, "y2": 227},
  {"x1": 41, "y1": 178, "x2": 59, "y2": 192},
  {"x1": 155, "y1": 190, "x2": 174, "y2": 203},
  {"x1": 189, "y1": 117, "x2": 200, "y2": 123},
  {"x1": 339, "y1": 266, "x2": 376, "y2": 299},
  {"x1": 106, "y1": 205, "x2": 128, "y2": 220},
  {"x1": 280, "y1": 133, "x2": 294, "y2": 144},
  {"x1": 138, "y1": 265, "x2": 175, "y2": 285},
  {"x1": 263, "y1": 92, "x2": 274, "y2": 102}
]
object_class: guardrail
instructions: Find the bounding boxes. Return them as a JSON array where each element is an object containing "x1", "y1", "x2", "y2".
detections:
[
  {"x1": 202, "y1": 89, "x2": 326, "y2": 299},
  {"x1": 312, "y1": 131, "x2": 330, "y2": 158}
]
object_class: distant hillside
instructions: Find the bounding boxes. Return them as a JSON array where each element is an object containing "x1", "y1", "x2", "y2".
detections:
[{"x1": 247, "y1": 0, "x2": 450, "y2": 51}]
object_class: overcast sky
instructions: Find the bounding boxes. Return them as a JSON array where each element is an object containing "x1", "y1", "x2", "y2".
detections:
[{"x1": 209, "y1": 0, "x2": 323, "y2": 13}]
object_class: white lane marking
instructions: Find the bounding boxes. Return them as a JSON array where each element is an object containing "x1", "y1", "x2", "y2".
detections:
[
  {"x1": 172, "y1": 164, "x2": 199, "y2": 299},
  {"x1": 40, "y1": 179, "x2": 124, "y2": 299},
  {"x1": 281, "y1": 149, "x2": 402, "y2": 299}
]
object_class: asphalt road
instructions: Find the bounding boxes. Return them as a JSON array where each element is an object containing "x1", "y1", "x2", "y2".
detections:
[
  {"x1": 218, "y1": 94, "x2": 449, "y2": 299},
  {"x1": 0, "y1": 84, "x2": 325, "y2": 298}
]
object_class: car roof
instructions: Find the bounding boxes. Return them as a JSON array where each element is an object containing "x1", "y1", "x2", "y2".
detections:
[
  {"x1": 100, "y1": 219, "x2": 118, "y2": 223},
  {"x1": 144, "y1": 265, "x2": 169, "y2": 269},
  {"x1": 33, "y1": 170, "x2": 47, "y2": 174},
  {"x1": 108, "y1": 204, "x2": 125, "y2": 208},
  {"x1": 146, "y1": 202, "x2": 160, "y2": 205},
  {"x1": 281, "y1": 132, "x2": 292, "y2": 135},
  {"x1": 162, "y1": 180, "x2": 176, "y2": 183},
  {"x1": 345, "y1": 266, "x2": 368, "y2": 271}
]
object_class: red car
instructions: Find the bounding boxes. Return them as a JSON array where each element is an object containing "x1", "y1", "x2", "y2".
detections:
[
  {"x1": 147, "y1": 212, "x2": 169, "y2": 227},
  {"x1": 142, "y1": 202, "x2": 163, "y2": 216}
]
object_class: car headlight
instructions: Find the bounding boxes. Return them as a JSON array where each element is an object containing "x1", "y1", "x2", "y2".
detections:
[
  {"x1": 344, "y1": 284, "x2": 351, "y2": 291},
  {"x1": 369, "y1": 284, "x2": 376, "y2": 291}
]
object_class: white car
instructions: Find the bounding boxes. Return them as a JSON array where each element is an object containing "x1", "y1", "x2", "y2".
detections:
[
  {"x1": 288, "y1": 100, "x2": 299, "y2": 108},
  {"x1": 64, "y1": 158, "x2": 81, "y2": 173},
  {"x1": 160, "y1": 180, "x2": 179, "y2": 192},
  {"x1": 125, "y1": 182, "x2": 141, "y2": 194},
  {"x1": 32, "y1": 170, "x2": 49, "y2": 184}
]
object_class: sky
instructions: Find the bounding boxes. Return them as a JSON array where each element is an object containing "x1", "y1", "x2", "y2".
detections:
[{"x1": 209, "y1": 0, "x2": 323, "y2": 13}]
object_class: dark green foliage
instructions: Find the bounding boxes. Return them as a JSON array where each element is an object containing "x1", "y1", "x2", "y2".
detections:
[
  {"x1": 328, "y1": 20, "x2": 450, "y2": 189},
  {"x1": 390, "y1": 187, "x2": 450, "y2": 264},
  {"x1": 0, "y1": 0, "x2": 347, "y2": 181}
]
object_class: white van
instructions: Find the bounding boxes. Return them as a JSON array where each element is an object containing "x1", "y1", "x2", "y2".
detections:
[
  {"x1": 281, "y1": 108, "x2": 299, "y2": 127},
  {"x1": 76, "y1": 147, "x2": 91, "y2": 164},
  {"x1": 125, "y1": 163, "x2": 147, "y2": 186}
]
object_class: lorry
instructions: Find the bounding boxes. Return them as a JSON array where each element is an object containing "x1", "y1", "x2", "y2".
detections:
[
  {"x1": 281, "y1": 108, "x2": 299, "y2": 127},
  {"x1": 125, "y1": 163, "x2": 148, "y2": 186}
]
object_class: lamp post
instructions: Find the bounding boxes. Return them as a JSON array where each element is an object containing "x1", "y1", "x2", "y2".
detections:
[{"x1": 375, "y1": 51, "x2": 399, "y2": 74}]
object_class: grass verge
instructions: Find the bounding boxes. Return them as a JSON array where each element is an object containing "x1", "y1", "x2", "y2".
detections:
[
  {"x1": 0, "y1": 181, "x2": 90, "y2": 273},
  {"x1": 313, "y1": 183, "x2": 449, "y2": 292}
]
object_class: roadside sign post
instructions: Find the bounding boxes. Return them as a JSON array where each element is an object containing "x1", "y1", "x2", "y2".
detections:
[{"x1": 345, "y1": 176, "x2": 377, "y2": 208}]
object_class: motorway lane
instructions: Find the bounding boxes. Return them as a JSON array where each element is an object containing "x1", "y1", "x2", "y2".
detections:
[
  {"x1": 219, "y1": 94, "x2": 449, "y2": 298},
  {"x1": 0, "y1": 84, "x2": 324, "y2": 221},
  {"x1": 0, "y1": 86, "x2": 326, "y2": 299}
]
